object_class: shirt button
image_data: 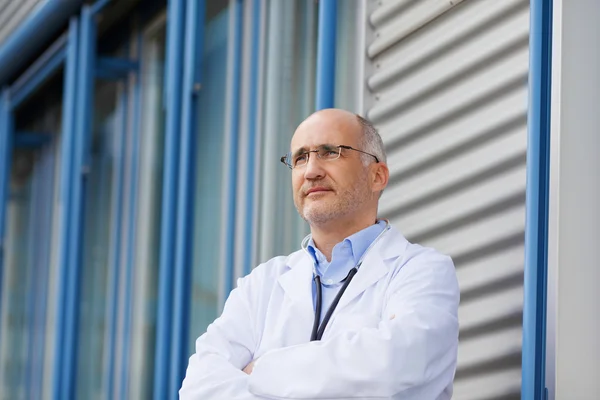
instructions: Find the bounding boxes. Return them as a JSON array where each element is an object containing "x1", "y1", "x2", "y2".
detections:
[{"x1": 326, "y1": 279, "x2": 333, "y2": 285}]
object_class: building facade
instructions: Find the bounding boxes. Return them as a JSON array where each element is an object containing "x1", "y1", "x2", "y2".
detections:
[{"x1": 0, "y1": 0, "x2": 596, "y2": 399}]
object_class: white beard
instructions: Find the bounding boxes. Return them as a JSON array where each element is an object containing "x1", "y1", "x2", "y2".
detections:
[{"x1": 295, "y1": 172, "x2": 373, "y2": 226}]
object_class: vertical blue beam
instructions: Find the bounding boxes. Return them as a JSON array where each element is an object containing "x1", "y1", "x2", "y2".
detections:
[
  {"x1": 119, "y1": 30, "x2": 143, "y2": 400},
  {"x1": 169, "y1": 0, "x2": 205, "y2": 396},
  {"x1": 52, "y1": 16, "x2": 79, "y2": 400},
  {"x1": 315, "y1": 0, "x2": 336, "y2": 110},
  {"x1": 62, "y1": 6, "x2": 96, "y2": 398},
  {"x1": 154, "y1": 0, "x2": 186, "y2": 398},
  {"x1": 242, "y1": 0, "x2": 261, "y2": 276},
  {"x1": 522, "y1": 0, "x2": 553, "y2": 399},
  {"x1": 223, "y1": 0, "x2": 244, "y2": 304},
  {"x1": 0, "y1": 89, "x2": 12, "y2": 342}
]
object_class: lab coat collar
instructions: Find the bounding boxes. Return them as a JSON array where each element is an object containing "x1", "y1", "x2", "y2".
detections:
[
  {"x1": 277, "y1": 225, "x2": 408, "y2": 326},
  {"x1": 277, "y1": 251, "x2": 316, "y2": 327},
  {"x1": 335, "y1": 225, "x2": 407, "y2": 311}
]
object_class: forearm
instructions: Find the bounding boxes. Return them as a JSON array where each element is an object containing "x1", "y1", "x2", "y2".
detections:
[
  {"x1": 248, "y1": 257, "x2": 459, "y2": 399},
  {"x1": 180, "y1": 352, "x2": 267, "y2": 400},
  {"x1": 248, "y1": 320, "x2": 455, "y2": 399},
  {"x1": 181, "y1": 274, "x2": 265, "y2": 399}
]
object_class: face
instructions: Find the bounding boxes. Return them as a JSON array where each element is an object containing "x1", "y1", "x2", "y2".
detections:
[{"x1": 290, "y1": 110, "x2": 377, "y2": 226}]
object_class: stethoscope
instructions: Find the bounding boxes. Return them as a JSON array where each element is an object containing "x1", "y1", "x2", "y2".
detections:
[{"x1": 301, "y1": 220, "x2": 391, "y2": 341}]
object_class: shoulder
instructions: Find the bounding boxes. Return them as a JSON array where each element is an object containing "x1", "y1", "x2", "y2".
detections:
[
  {"x1": 396, "y1": 240, "x2": 455, "y2": 281},
  {"x1": 382, "y1": 235, "x2": 459, "y2": 313},
  {"x1": 383, "y1": 228, "x2": 457, "y2": 293},
  {"x1": 236, "y1": 249, "x2": 305, "y2": 287},
  {"x1": 380, "y1": 226, "x2": 453, "y2": 268},
  {"x1": 401, "y1": 241, "x2": 454, "y2": 270}
]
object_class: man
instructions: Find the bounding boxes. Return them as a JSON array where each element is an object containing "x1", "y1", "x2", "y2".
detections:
[{"x1": 180, "y1": 109, "x2": 459, "y2": 399}]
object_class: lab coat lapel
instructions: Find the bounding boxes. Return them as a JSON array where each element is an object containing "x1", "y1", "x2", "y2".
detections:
[
  {"x1": 335, "y1": 226, "x2": 406, "y2": 311},
  {"x1": 277, "y1": 253, "x2": 315, "y2": 327},
  {"x1": 335, "y1": 251, "x2": 388, "y2": 311}
]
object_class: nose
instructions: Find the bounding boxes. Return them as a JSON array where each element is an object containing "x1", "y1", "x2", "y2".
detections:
[{"x1": 303, "y1": 154, "x2": 325, "y2": 180}]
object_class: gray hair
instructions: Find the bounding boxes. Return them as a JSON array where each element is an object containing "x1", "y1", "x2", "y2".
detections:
[{"x1": 355, "y1": 114, "x2": 387, "y2": 166}]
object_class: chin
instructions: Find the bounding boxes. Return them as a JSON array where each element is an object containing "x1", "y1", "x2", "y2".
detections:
[{"x1": 302, "y1": 205, "x2": 340, "y2": 225}]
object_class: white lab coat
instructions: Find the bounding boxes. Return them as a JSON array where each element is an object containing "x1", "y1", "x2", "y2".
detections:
[{"x1": 180, "y1": 226, "x2": 459, "y2": 400}]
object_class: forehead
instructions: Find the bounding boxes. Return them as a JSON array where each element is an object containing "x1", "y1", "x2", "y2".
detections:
[{"x1": 290, "y1": 112, "x2": 361, "y2": 152}]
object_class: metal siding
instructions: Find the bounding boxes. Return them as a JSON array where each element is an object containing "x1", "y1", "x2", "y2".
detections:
[
  {"x1": 364, "y1": 1, "x2": 529, "y2": 398},
  {"x1": 0, "y1": 0, "x2": 42, "y2": 45}
]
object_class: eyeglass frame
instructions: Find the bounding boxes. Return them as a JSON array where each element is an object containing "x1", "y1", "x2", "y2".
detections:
[{"x1": 280, "y1": 144, "x2": 379, "y2": 169}]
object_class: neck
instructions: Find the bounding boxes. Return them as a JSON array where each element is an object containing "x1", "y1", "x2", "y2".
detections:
[{"x1": 309, "y1": 213, "x2": 378, "y2": 262}]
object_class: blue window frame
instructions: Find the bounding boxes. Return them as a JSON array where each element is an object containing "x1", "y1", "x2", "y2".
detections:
[
  {"x1": 0, "y1": 23, "x2": 68, "y2": 399},
  {"x1": 522, "y1": 0, "x2": 553, "y2": 399},
  {"x1": 0, "y1": 1, "x2": 330, "y2": 399}
]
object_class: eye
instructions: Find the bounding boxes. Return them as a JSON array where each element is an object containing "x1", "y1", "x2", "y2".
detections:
[
  {"x1": 320, "y1": 148, "x2": 339, "y2": 159},
  {"x1": 294, "y1": 153, "x2": 308, "y2": 165}
]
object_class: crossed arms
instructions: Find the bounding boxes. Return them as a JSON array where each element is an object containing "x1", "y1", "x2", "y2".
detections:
[{"x1": 179, "y1": 256, "x2": 459, "y2": 399}]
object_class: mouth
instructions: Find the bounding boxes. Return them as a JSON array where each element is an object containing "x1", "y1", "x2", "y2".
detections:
[{"x1": 305, "y1": 187, "x2": 331, "y2": 197}]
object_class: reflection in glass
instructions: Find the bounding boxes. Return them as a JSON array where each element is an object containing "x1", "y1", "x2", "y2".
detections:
[
  {"x1": 188, "y1": 6, "x2": 230, "y2": 351},
  {"x1": 0, "y1": 87, "x2": 62, "y2": 399},
  {"x1": 257, "y1": 0, "x2": 316, "y2": 263},
  {"x1": 187, "y1": 0, "x2": 318, "y2": 355},
  {"x1": 0, "y1": 155, "x2": 33, "y2": 400},
  {"x1": 128, "y1": 16, "x2": 166, "y2": 400},
  {"x1": 0, "y1": 98, "x2": 62, "y2": 399},
  {"x1": 76, "y1": 82, "x2": 118, "y2": 399}
]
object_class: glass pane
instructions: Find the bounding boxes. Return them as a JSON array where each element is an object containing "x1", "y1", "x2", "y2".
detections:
[
  {"x1": 0, "y1": 86, "x2": 62, "y2": 400},
  {"x1": 76, "y1": 81, "x2": 119, "y2": 399},
  {"x1": 334, "y1": 0, "x2": 362, "y2": 112},
  {"x1": 186, "y1": 0, "x2": 318, "y2": 352},
  {"x1": 43, "y1": 128, "x2": 63, "y2": 400},
  {"x1": 0, "y1": 154, "x2": 33, "y2": 400},
  {"x1": 188, "y1": 6, "x2": 230, "y2": 349},
  {"x1": 128, "y1": 16, "x2": 166, "y2": 400},
  {"x1": 256, "y1": 0, "x2": 316, "y2": 263}
]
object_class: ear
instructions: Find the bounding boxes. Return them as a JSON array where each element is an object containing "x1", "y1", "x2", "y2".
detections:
[{"x1": 370, "y1": 162, "x2": 389, "y2": 194}]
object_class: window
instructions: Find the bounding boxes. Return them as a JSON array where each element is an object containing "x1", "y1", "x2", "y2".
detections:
[
  {"x1": 0, "y1": 78, "x2": 63, "y2": 399},
  {"x1": 128, "y1": 14, "x2": 167, "y2": 400},
  {"x1": 187, "y1": 0, "x2": 318, "y2": 351}
]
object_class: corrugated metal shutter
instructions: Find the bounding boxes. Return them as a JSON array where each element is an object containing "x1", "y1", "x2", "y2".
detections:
[
  {"x1": 364, "y1": 1, "x2": 529, "y2": 399},
  {"x1": 0, "y1": 0, "x2": 42, "y2": 45}
]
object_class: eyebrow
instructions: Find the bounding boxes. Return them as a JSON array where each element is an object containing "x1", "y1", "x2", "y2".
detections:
[
  {"x1": 291, "y1": 143, "x2": 337, "y2": 158},
  {"x1": 291, "y1": 146, "x2": 308, "y2": 159}
]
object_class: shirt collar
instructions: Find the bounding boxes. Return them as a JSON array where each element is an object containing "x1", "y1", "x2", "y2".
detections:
[{"x1": 306, "y1": 220, "x2": 387, "y2": 266}]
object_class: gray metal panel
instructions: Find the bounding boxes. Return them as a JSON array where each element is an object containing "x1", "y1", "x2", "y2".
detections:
[
  {"x1": 0, "y1": 0, "x2": 42, "y2": 45},
  {"x1": 550, "y1": 1, "x2": 600, "y2": 398},
  {"x1": 364, "y1": 1, "x2": 529, "y2": 398}
]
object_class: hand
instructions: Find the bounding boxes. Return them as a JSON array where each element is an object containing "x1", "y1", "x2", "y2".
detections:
[{"x1": 243, "y1": 360, "x2": 256, "y2": 375}]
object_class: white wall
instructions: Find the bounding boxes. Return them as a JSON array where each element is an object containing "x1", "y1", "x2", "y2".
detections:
[
  {"x1": 548, "y1": 0, "x2": 600, "y2": 398},
  {"x1": 363, "y1": 1, "x2": 529, "y2": 398}
]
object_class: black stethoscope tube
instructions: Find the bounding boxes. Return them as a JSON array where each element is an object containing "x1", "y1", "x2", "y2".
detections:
[
  {"x1": 310, "y1": 267, "x2": 358, "y2": 341},
  {"x1": 303, "y1": 220, "x2": 391, "y2": 342}
]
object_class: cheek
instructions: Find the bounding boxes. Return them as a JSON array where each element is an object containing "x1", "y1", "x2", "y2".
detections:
[
  {"x1": 327, "y1": 170, "x2": 346, "y2": 188},
  {"x1": 292, "y1": 174, "x2": 303, "y2": 196},
  {"x1": 335, "y1": 168, "x2": 364, "y2": 192}
]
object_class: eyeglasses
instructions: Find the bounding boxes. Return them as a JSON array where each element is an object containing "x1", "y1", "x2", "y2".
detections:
[{"x1": 280, "y1": 144, "x2": 379, "y2": 169}]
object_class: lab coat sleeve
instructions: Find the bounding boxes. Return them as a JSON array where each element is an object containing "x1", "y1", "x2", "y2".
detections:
[
  {"x1": 247, "y1": 254, "x2": 460, "y2": 399},
  {"x1": 179, "y1": 274, "x2": 267, "y2": 400}
]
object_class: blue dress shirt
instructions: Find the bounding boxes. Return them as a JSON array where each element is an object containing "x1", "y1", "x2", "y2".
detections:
[{"x1": 307, "y1": 220, "x2": 386, "y2": 323}]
